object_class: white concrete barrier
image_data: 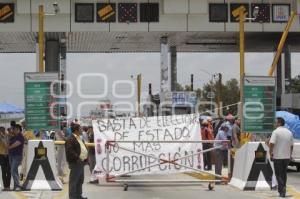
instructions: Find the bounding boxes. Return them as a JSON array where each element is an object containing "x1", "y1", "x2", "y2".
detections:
[
  {"x1": 229, "y1": 142, "x2": 276, "y2": 191},
  {"x1": 22, "y1": 140, "x2": 63, "y2": 190}
]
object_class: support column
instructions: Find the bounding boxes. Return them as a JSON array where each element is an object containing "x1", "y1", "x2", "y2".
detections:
[
  {"x1": 60, "y1": 40, "x2": 67, "y2": 121},
  {"x1": 170, "y1": 46, "x2": 177, "y2": 92},
  {"x1": 284, "y1": 45, "x2": 291, "y2": 93},
  {"x1": 276, "y1": 45, "x2": 292, "y2": 108},
  {"x1": 160, "y1": 37, "x2": 170, "y2": 93},
  {"x1": 160, "y1": 37, "x2": 170, "y2": 116},
  {"x1": 45, "y1": 40, "x2": 60, "y2": 72}
]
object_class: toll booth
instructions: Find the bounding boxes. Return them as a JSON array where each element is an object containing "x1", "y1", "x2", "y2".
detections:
[
  {"x1": 146, "y1": 91, "x2": 197, "y2": 116},
  {"x1": 281, "y1": 93, "x2": 300, "y2": 116}
]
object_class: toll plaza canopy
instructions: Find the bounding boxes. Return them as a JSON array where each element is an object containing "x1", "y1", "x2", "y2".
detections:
[{"x1": 1, "y1": 0, "x2": 300, "y2": 53}]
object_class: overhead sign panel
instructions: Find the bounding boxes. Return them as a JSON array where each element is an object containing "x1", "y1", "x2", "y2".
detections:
[
  {"x1": 0, "y1": 3, "x2": 14, "y2": 23},
  {"x1": 24, "y1": 73, "x2": 60, "y2": 131},
  {"x1": 118, "y1": 3, "x2": 137, "y2": 23},
  {"x1": 209, "y1": 3, "x2": 228, "y2": 22},
  {"x1": 140, "y1": 3, "x2": 159, "y2": 22},
  {"x1": 243, "y1": 76, "x2": 276, "y2": 133},
  {"x1": 75, "y1": 3, "x2": 94, "y2": 23},
  {"x1": 272, "y1": 4, "x2": 290, "y2": 22},
  {"x1": 97, "y1": 3, "x2": 116, "y2": 22},
  {"x1": 252, "y1": 4, "x2": 270, "y2": 23}
]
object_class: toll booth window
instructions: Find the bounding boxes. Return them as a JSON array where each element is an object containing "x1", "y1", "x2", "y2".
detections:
[
  {"x1": 209, "y1": 4, "x2": 228, "y2": 22},
  {"x1": 97, "y1": 3, "x2": 116, "y2": 23},
  {"x1": 140, "y1": 3, "x2": 159, "y2": 22},
  {"x1": 272, "y1": 4, "x2": 290, "y2": 23},
  {"x1": 0, "y1": 3, "x2": 14, "y2": 23},
  {"x1": 251, "y1": 4, "x2": 270, "y2": 23},
  {"x1": 230, "y1": 3, "x2": 249, "y2": 23},
  {"x1": 118, "y1": 3, "x2": 138, "y2": 23},
  {"x1": 75, "y1": 3, "x2": 94, "y2": 23}
]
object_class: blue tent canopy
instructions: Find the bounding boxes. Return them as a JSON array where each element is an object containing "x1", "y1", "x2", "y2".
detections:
[
  {"x1": 0, "y1": 103, "x2": 24, "y2": 114},
  {"x1": 276, "y1": 111, "x2": 300, "y2": 139}
]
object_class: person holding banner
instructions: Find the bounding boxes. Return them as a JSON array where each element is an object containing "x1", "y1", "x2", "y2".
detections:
[
  {"x1": 65, "y1": 123, "x2": 88, "y2": 199},
  {"x1": 214, "y1": 123, "x2": 230, "y2": 178}
]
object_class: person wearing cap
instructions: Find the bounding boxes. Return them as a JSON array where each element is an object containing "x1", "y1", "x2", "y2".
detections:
[
  {"x1": 201, "y1": 120, "x2": 214, "y2": 170},
  {"x1": 220, "y1": 114, "x2": 235, "y2": 148},
  {"x1": 214, "y1": 123, "x2": 230, "y2": 177},
  {"x1": 65, "y1": 123, "x2": 88, "y2": 199}
]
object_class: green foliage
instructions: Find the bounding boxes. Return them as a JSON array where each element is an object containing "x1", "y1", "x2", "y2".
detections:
[
  {"x1": 198, "y1": 78, "x2": 240, "y2": 116},
  {"x1": 175, "y1": 78, "x2": 240, "y2": 116}
]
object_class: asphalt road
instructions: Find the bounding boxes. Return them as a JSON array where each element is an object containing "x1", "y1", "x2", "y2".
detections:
[{"x1": 0, "y1": 166, "x2": 299, "y2": 199}]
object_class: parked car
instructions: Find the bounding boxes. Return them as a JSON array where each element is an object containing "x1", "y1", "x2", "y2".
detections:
[{"x1": 290, "y1": 139, "x2": 300, "y2": 172}]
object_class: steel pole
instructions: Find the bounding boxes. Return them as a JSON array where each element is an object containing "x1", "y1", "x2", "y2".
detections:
[
  {"x1": 137, "y1": 74, "x2": 142, "y2": 117},
  {"x1": 268, "y1": 11, "x2": 295, "y2": 76},
  {"x1": 210, "y1": 75, "x2": 213, "y2": 114},
  {"x1": 38, "y1": 5, "x2": 44, "y2": 73},
  {"x1": 239, "y1": 9, "x2": 245, "y2": 135}
]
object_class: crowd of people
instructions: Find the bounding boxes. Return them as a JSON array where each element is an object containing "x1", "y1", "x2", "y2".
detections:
[
  {"x1": 200, "y1": 114, "x2": 240, "y2": 176},
  {"x1": 0, "y1": 114, "x2": 295, "y2": 198},
  {"x1": 0, "y1": 120, "x2": 97, "y2": 198},
  {"x1": 200, "y1": 115, "x2": 294, "y2": 198}
]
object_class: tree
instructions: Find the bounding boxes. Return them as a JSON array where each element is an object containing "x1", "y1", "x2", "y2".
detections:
[
  {"x1": 175, "y1": 82, "x2": 184, "y2": 91},
  {"x1": 202, "y1": 78, "x2": 240, "y2": 116},
  {"x1": 222, "y1": 78, "x2": 240, "y2": 116}
]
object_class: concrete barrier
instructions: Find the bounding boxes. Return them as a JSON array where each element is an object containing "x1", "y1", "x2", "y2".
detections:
[
  {"x1": 22, "y1": 140, "x2": 63, "y2": 190},
  {"x1": 229, "y1": 142, "x2": 276, "y2": 191}
]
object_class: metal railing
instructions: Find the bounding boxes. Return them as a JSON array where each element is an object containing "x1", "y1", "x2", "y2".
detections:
[{"x1": 104, "y1": 140, "x2": 231, "y2": 190}]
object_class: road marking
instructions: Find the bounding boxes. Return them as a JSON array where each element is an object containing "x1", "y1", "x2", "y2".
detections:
[
  {"x1": 53, "y1": 184, "x2": 68, "y2": 199},
  {"x1": 15, "y1": 191, "x2": 43, "y2": 199},
  {"x1": 11, "y1": 188, "x2": 68, "y2": 199},
  {"x1": 287, "y1": 186, "x2": 300, "y2": 199}
]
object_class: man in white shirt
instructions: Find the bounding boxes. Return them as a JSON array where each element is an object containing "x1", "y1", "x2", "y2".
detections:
[{"x1": 269, "y1": 117, "x2": 294, "y2": 198}]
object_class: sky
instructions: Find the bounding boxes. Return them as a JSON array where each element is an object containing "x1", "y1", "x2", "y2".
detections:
[{"x1": 0, "y1": 52, "x2": 300, "y2": 116}]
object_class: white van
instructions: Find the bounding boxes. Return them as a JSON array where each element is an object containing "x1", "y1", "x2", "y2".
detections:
[{"x1": 290, "y1": 139, "x2": 300, "y2": 172}]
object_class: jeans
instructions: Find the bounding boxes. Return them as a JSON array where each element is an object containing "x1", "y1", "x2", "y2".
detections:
[
  {"x1": 9, "y1": 155, "x2": 22, "y2": 189},
  {"x1": 69, "y1": 161, "x2": 84, "y2": 199},
  {"x1": 57, "y1": 145, "x2": 67, "y2": 177},
  {"x1": 203, "y1": 143, "x2": 212, "y2": 170},
  {"x1": 273, "y1": 159, "x2": 290, "y2": 195},
  {"x1": 0, "y1": 155, "x2": 11, "y2": 188},
  {"x1": 215, "y1": 149, "x2": 227, "y2": 176}
]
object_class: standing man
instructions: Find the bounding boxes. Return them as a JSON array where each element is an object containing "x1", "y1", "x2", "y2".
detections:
[
  {"x1": 201, "y1": 120, "x2": 214, "y2": 170},
  {"x1": 269, "y1": 117, "x2": 293, "y2": 198},
  {"x1": 65, "y1": 123, "x2": 88, "y2": 199},
  {"x1": 232, "y1": 119, "x2": 240, "y2": 148},
  {"x1": 87, "y1": 126, "x2": 98, "y2": 183},
  {"x1": 214, "y1": 124, "x2": 230, "y2": 177},
  {"x1": 56, "y1": 127, "x2": 67, "y2": 183},
  {"x1": 8, "y1": 124, "x2": 24, "y2": 191},
  {"x1": 0, "y1": 126, "x2": 11, "y2": 191}
]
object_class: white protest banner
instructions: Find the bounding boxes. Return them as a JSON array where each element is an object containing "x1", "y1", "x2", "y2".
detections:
[{"x1": 93, "y1": 114, "x2": 203, "y2": 177}]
